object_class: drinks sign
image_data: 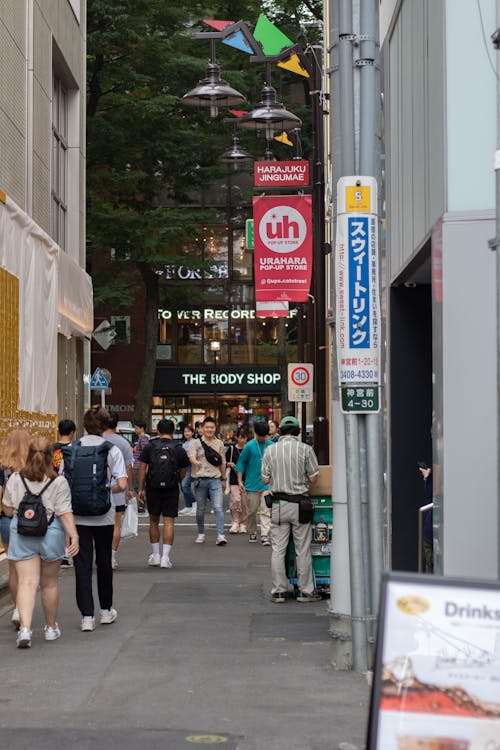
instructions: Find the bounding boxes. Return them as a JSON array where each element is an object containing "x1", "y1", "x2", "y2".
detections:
[
  {"x1": 253, "y1": 195, "x2": 313, "y2": 303},
  {"x1": 368, "y1": 573, "x2": 500, "y2": 749}
]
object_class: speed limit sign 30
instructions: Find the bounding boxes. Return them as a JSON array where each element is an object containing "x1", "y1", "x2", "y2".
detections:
[{"x1": 288, "y1": 363, "x2": 314, "y2": 402}]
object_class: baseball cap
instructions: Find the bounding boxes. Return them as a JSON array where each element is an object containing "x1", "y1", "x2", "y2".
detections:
[{"x1": 279, "y1": 416, "x2": 300, "y2": 429}]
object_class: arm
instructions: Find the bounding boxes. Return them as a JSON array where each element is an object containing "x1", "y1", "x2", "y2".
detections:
[
  {"x1": 138, "y1": 461, "x2": 148, "y2": 505},
  {"x1": 126, "y1": 464, "x2": 134, "y2": 500},
  {"x1": 1, "y1": 479, "x2": 14, "y2": 516},
  {"x1": 189, "y1": 441, "x2": 202, "y2": 469},
  {"x1": 58, "y1": 511, "x2": 79, "y2": 557}
]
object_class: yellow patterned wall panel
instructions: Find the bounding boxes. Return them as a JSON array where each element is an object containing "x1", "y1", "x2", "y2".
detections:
[{"x1": 0, "y1": 267, "x2": 57, "y2": 443}]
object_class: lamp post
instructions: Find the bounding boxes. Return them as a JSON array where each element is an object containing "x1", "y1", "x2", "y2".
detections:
[
  {"x1": 183, "y1": 18, "x2": 329, "y2": 462},
  {"x1": 210, "y1": 339, "x2": 221, "y2": 420}
]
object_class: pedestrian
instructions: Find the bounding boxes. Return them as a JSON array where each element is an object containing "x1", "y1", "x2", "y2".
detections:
[
  {"x1": 0, "y1": 428, "x2": 31, "y2": 627},
  {"x1": 178, "y1": 424, "x2": 197, "y2": 516},
  {"x1": 63, "y1": 406, "x2": 127, "y2": 631},
  {"x1": 226, "y1": 428, "x2": 248, "y2": 534},
  {"x1": 133, "y1": 420, "x2": 149, "y2": 512},
  {"x1": 52, "y1": 418, "x2": 77, "y2": 568},
  {"x1": 2, "y1": 435, "x2": 79, "y2": 648},
  {"x1": 235, "y1": 422, "x2": 272, "y2": 545},
  {"x1": 189, "y1": 416, "x2": 227, "y2": 546},
  {"x1": 261, "y1": 416, "x2": 321, "y2": 602},
  {"x1": 418, "y1": 460, "x2": 433, "y2": 573},
  {"x1": 103, "y1": 411, "x2": 135, "y2": 569},
  {"x1": 268, "y1": 420, "x2": 280, "y2": 443}
]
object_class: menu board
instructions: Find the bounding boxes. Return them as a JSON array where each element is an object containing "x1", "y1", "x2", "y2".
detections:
[{"x1": 368, "y1": 573, "x2": 500, "y2": 750}]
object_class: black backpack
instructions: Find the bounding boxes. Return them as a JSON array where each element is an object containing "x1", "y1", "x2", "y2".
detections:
[
  {"x1": 61, "y1": 440, "x2": 112, "y2": 516},
  {"x1": 17, "y1": 475, "x2": 57, "y2": 537},
  {"x1": 146, "y1": 439, "x2": 179, "y2": 490}
]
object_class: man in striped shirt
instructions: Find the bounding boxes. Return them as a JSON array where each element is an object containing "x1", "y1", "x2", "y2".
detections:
[{"x1": 261, "y1": 416, "x2": 321, "y2": 603}]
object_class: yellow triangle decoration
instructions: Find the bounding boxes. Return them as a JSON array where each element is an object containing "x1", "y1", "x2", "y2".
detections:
[
  {"x1": 274, "y1": 132, "x2": 294, "y2": 147},
  {"x1": 278, "y1": 53, "x2": 309, "y2": 78}
]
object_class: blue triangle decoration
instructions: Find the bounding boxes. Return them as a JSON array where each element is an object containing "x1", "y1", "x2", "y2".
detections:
[
  {"x1": 222, "y1": 31, "x2": 253, "y2": 55},
  {"x1": 90, "y1": 368, "x2": 109, "y2": 389}
]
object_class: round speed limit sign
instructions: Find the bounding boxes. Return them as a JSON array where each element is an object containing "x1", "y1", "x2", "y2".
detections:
[{"x1": 287, "y1": 363, "x2": 313, "y2": 401}]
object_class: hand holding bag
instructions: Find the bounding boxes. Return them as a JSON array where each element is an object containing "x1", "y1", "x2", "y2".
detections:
[{"x1": 120, "y1": 497, "x2": 138, "y2": 539}]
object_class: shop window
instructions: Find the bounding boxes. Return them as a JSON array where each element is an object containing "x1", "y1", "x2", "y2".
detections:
[
  {"x1": 158, "y1": 315, "x2": 173, "y2": 361},
  {"x1": 178, "y1": 321, "x2": 202, "y2": 364},
  {"x1": 52, "y1": 75, "x2": 68, "y2": 249},
  {"x1": 204, "y1": 317, "x2": 228, "y2": 365},
  {"x1": 230, "y1": 314, "x2": 255, "y2": 364},
  {"x1": 232, "y1": 229, "x2": 253, "y2": 280},
  {"x1": 256, "y1": 319, "x2": 279, "y2": 364}
]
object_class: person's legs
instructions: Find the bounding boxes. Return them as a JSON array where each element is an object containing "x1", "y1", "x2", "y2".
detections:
[
  {"x1": 15, "y1": 556, "x2": 41, "y2": 629},
  {"x1": 162, "y1": 516, "x2": 175, "y2": 546},
  {"x1": 259, "y1": 495, "x2": 271, "y2": 539},
  {"x1": 208, "y1": 478, "x2": 224, "y2": 537},
  {"x1": 246, "y1": 491, "x2": 261, "y2": 535},
  {"x1": 291, "y1": 509, "x2": 315, "y2": 595},
  {"x1": 229, "y1": 484, "x2": 242, "y2": 531},
  {"x1": 112, "y1": 510, "x2": 124, "y2": 563},
  {"x1": 239, "y1": 487, "x2": 248, "y2": 529},
  {"x1": 8, "y1": 560, "x2": 17, "y2": 607},
  {"x1": 195, "y1": 479, "x2": 209, "y2": 535},
  {"x1": 73, "y1": 525, "x2": 95, "y2": 617},
  {"x1": 270, "y1": 502, "x2": 292, "y2": 595},
  {"x1": 1, "y1": 517, "x2": 18, "y2": 606},
  {"x1": 181, "y1": 466, "x2": 196, "y2": 509},
  {"x1": 93, "y1": 525, "x2": 114, "y2": 612},
  {"x1": 149, "y1": 515, "x2": 161, "y2": 544},
  {"x1": 40, "y1": 560, "x2": 62, "y2": 629}
]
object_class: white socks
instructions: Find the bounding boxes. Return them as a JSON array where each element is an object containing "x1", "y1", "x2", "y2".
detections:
[
  {"x1": 162, "y1": 544, "x2": 171, "y2": 561},
  {"x1": 151, "y1": 542, "x2": 160, "y2": 556}
]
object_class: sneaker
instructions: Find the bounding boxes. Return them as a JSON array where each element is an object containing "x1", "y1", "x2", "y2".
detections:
[
  {"x1": 178, "y1": 507, "x2": 191, "y2": 515},
  {"x1": 81, "y1": 616, "x2": 96, "y2": 632},
  {"x1": 271, "y1": 592, "x2": 286, "y2": 603},
  {"x1": 111, "y1": 558, "x2": 118, "y2": 570},
  {"x1": 186, "y1": 507, "x2": 197, "y2": 516},
  {"x1": 261, "y1": 536, "x2": 271, "y2": 546},
  {"x1": 229, "y1": 523, "x2": 239, "y2": 534},
  {"x1": 138, "y1": 504, "x2": 147, "y2": 515},
  {"x1": 216, "y1": 534, "x2": 227, "y2": 546},
  {"x1": 148, "y1": 552, "x2": 161, "y2": 566},
  {"x1": 160, "y1": 557, "x2": 172, "y2": 569},
  {"x1": 296, "y1": 590, "x2": 322, "y2": 603},
  {"x1": 249, "y1": 533, "x2": 257, "y2": 543},
  {"x1": 239, "y1": 525, "x2": 247, "y2": 533},
  {"x1": 195, "y1": 534, "x2": 205, "y2": 544},
  {"x1": 11, "y1": 607, "x2": 20, "y2": 628},
  {"x1": 16, "y1": 627, "x2": 32, "y2": 648},
  {"x1": 100, "y1": 607, "x2": 118, "y2": 625},
  {"x1": 44, "y1": 623, "x2": 61, "y2": 641},
  {"x1": 60, "y1": 557, "x2": 72, "y2": 568}
]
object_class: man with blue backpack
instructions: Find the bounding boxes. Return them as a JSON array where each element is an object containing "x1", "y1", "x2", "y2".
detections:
[{"x1": 62, "y1": 406, "x2": 127, "y2": 632}]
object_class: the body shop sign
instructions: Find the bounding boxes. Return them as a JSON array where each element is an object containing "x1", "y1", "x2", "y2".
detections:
[{"x1": 253, "y1": 195, "x2": 313, "y2": 303}]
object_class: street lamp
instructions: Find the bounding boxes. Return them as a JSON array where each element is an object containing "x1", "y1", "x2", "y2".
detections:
[
  {"x1": 237, "y1": 64, "x2": 302, "y2": 140},
  {"x1": 209, "y1": 340, "x2": 221, "y2": 419},
  {"x1": 182, "y1": 39, "x2": 246, "y2": 118}
]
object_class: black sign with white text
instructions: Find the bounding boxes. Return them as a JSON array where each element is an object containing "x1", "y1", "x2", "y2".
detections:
[{"x1": 154, "y1": 366, "x2": 281, "y2": 394}]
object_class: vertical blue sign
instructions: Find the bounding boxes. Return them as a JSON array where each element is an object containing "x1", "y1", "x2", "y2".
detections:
[{"x1": 348, "y1": 217, "x2": 370, "y2": 348}]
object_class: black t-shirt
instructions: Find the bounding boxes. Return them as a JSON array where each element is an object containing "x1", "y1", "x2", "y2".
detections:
[
  {"x1": 225, "y1": 445, "x2": 243, "y2": 485},
  {"x1": 140, "y1": 439, "x2": 190, "y2": 470}
]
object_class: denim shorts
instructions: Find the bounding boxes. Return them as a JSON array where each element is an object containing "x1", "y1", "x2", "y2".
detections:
[
  {"x1": 0, "y1": 514, "x2": 12, "y2": 546},
  {"x1": 7, "y1": 515, "x2": 66, "y2": 562}
]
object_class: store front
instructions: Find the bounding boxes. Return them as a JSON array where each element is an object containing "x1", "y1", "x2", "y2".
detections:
[{"x1": 153, "y1": 365, "x2": 282, "y2": 436}]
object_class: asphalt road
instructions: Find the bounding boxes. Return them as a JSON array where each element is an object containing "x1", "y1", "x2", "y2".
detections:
[{"x1": 0, "y1": 518, "x2": 370, "y2": 750}]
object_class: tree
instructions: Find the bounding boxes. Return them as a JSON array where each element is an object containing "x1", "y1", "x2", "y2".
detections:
[{"x1": 87, "y1": 0, "x2": 318, "y2": 421}]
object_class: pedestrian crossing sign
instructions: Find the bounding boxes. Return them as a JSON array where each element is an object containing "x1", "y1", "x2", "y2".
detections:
[{"x1": 90, "y1": 367, "x2": 109, "y2": 389}]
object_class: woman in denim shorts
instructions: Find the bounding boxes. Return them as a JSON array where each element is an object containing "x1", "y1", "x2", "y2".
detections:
[
  {"x1": 0, "y1": 429, "x2": 31, "y2": 627},
  {"x1": 2, "y1": 436, "x2": 79, "y2": 649}
]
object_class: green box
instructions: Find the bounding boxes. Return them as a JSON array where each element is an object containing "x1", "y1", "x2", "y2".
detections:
[
  {"x1": 286, "y1": 496, "x2": 332, "y2": 592},
  {"x1": 341, "y1": 385, "x2": 380, "y2": 414}
]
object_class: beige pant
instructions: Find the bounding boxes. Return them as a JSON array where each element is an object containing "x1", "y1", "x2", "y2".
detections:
[
  {"x1": 246, "y1": 491, "x2": 271, "y2": 537},
  {"x1": 229, "y1": 485, "x2": 247, "y2": 525},
  {"x1": 270, "y1": 500, "x2": 314, "y2": 595}
]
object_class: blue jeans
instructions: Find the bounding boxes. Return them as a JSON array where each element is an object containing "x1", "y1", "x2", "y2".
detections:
[
  {"x1": 181, "y1": 465, "x2": 196, "y2": 508},
  {"x1": 194, "y1": 477, "x2": 224, "y2": 536}
]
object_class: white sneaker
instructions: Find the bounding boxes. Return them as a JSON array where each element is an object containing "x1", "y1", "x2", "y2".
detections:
[
  {"x1": 178, "y1": 507, "x2": 190, "y2": 515},
  {"x1": 195, "y1": 534, "x2": 205, "y2": 544},
  {"x1": 229, "y1": 523, "x2": 240, "y2": 534},
  {"x1": 186, "y1": 507, "x2": 197, "y2": 516},
  {"x1": 16, "y1": 627, "x2": 32, "y2": 648},
  {"x1": 160, "y1": 557, "x2": 172, "y2": 568},
  {"x1": 81, "y1": 617, "x2": 95, "y2": 632},
  {"x1": 148, "y1": 552, "x2": 161, "y2": 566},
  {"x1": 216, "y1": 534, "x2": 227, "y2": 546},
  {"x1": 11, "y1": 607, "x2": 20, "y2": 627},
  {"x1": 111, "y1": 558, "x2": 118, "y2": 569},
  {"x1": 100, "y1": 607, "x2": 118, "y2": 625},
  {"x1": 44, "y1": 623, "x2": 61, "y2": 641},
  {"x1": 239, "y1": 525, "x2": 247, "y2": 533}
]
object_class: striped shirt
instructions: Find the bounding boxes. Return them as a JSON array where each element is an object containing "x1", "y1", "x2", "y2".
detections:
[{"x1": 261, "y1": 435, "x2": 319, "y2": 495}]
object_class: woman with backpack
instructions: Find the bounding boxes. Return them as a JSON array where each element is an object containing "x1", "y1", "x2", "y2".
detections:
[{"x1": 2, "y1": 435, "x2": 79, "y2": 648}]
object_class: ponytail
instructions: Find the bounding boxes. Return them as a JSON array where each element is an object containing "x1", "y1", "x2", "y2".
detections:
[{"x1": 22, "y1": 436, "x2": 56, "y2": 482}]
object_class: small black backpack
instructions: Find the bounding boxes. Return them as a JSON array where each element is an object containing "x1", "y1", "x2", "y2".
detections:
[
  {"x1": 17, "y1": 475, "x2": 57, "y2": 537},
  {"x1": 146, "y1": 439, "x2": 179, "y2": 490}
]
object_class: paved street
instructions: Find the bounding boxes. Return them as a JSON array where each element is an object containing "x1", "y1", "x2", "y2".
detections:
[{"x1": 0, "y1": 517, "x2": 370, "y2": 750}]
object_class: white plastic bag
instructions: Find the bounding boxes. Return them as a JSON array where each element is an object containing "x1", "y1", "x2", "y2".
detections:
[{"x1": 120, "y1": 497, "x2": 138, "y2": 539}]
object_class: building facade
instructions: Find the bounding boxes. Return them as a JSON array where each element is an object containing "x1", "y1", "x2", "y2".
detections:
[
  {"x1": 381, "y1": 0, "x2": 498, "y2": 577},
  {"x1": 0, "y1": 0, "x2": 92, "y2": 440}
]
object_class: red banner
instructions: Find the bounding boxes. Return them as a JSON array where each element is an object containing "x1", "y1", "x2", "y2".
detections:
[
  {"x1": 254, "y1": 160, "x2": 310, "y2": 188},
  {"x1": 253, "y1": 195, "x2": 313, "y2": 303}
]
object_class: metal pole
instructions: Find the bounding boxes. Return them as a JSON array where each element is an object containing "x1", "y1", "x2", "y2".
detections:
[
  {"x1": 495, "y1": 0, "x2": 500, "y2": 579},
  {"x1": 359, "y1": 0, "x2": 384, "y2": 652}
]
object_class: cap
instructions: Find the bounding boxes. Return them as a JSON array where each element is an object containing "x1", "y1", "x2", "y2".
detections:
[{"x1": 279, "y1": 416, "x2": 300, "y2": 429}]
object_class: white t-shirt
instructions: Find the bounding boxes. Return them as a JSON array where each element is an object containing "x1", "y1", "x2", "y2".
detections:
[
  {"x1": 102, "y1": 432, "x2": 133, "y2": 507},
  {"x1": 72, "y1": 435, "x2": 127, "y2": 527}
]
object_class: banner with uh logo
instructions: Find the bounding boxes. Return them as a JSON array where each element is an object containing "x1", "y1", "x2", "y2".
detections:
[{"x1": 253, "y1": 195, "x2": 313, "y2": 302}]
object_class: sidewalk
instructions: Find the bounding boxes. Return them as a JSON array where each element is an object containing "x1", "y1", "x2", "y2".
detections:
[{"x1": 0, "y1": 516, "x2": 370, "y2": 750}]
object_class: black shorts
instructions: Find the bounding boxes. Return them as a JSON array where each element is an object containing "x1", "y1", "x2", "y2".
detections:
[
  {"x1": 146, "y1": 488, "x2": 179, "y2": 518},
  {"x1": 115, "y1": 505, "x2": 126, "y2": 514}
]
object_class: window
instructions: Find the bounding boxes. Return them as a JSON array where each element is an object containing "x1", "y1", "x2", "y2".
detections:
[
  {"x1": 52, "y1": 75, "x2": 68, "y2": 249},
  {"x1": 111, "y1": 316, "x2": 131, "y2": 344}
]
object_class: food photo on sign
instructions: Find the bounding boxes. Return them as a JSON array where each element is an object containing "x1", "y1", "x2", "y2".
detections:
[
  {"x1": 367, "y1": 573, "x2": 500, "y2": 750},
  {"x1": 253, "y1": 195, "x2": 313, "y2": 303}
]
